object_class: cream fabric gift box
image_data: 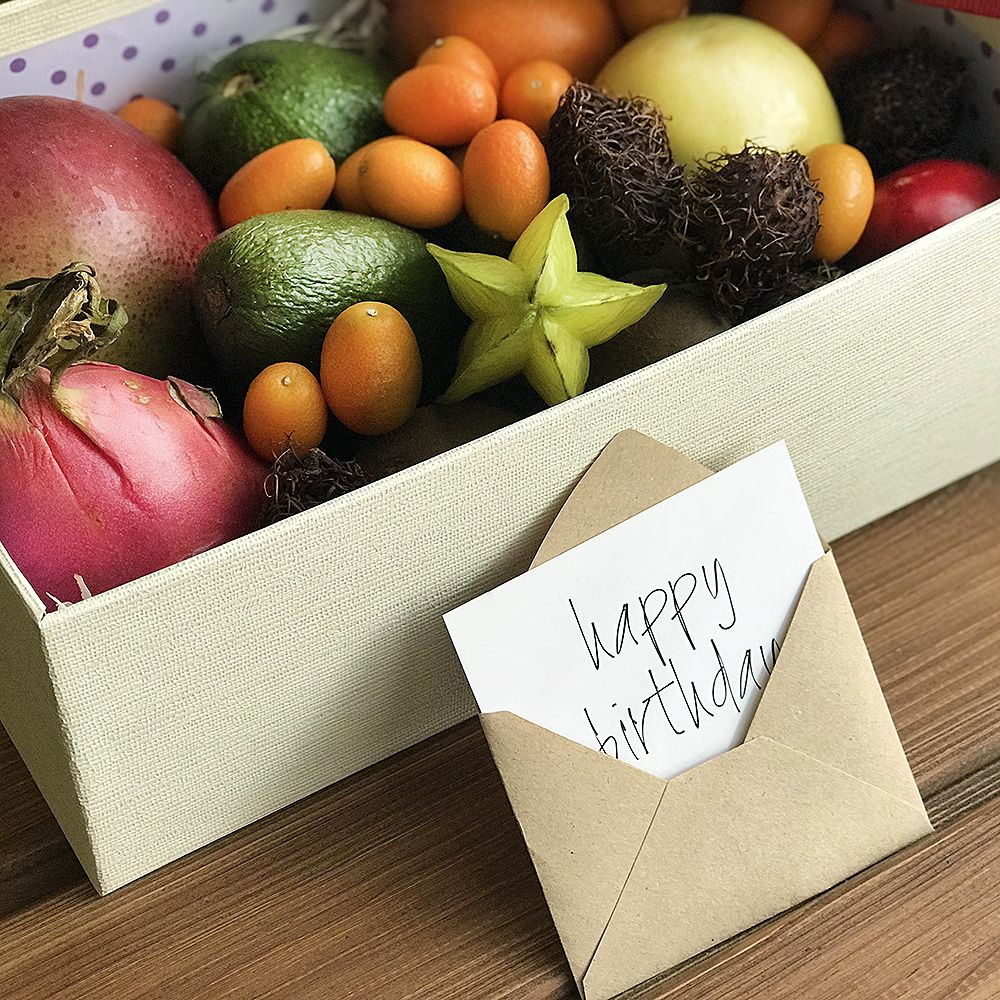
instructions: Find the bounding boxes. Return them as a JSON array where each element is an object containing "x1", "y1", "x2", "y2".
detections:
[{"x1": 1, "y1": 0, "x2": 999, "y2": 894}]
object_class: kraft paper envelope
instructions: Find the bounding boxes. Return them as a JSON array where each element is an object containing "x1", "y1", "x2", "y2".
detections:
[{"x1": 480, "y1": 430, "x2": 933, "y2": 1000}]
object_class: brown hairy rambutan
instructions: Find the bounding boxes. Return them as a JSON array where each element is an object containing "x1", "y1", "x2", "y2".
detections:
[
  {"x1": 260, "y1": 448, "x2": 368, "y2": 526},
  {"x1": 547, "y1": 82, "x2": 686, "y2": 267},
  {"x1": 674, "y1": 143, "x2": 824, "y2": 321},
  {"x1": 834, "y1": 34, "x2": 968, "y2": 176}
]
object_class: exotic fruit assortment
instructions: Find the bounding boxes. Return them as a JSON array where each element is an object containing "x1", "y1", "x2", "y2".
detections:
[{"x1": 0, "y1": 0, "x2": 997, "y2": 602}]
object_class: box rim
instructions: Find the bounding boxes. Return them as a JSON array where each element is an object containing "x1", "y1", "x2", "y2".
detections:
[
  {"x1": 0, "y1": 0, "x2": 161, "y2": 59},
  {"x1": 0, "y1": 541, "x2": 45, "y2": 621},
  {"x1": 26, "y1": 196, "x2": 1000, "y2": 631}
]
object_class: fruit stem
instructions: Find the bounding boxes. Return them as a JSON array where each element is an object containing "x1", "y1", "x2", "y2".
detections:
[
  {"x1": 223, "y1": 73, "x2": 258, "y2": 98},
  {"x1": 0, "y1": 263, "x2": 127, "y2": 396}
]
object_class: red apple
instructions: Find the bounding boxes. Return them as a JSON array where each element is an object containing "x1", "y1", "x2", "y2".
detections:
[
  {"x1": 0, "y1": 96, "x2": 219, "y2": 379},
  {"x1": 852, "y1": 159, "x2": 1000, "y2": 264}
]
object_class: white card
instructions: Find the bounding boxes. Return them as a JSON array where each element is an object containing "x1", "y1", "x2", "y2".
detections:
[{"x1": 445, "y1": 442, "x2": 824, "y2": 781}]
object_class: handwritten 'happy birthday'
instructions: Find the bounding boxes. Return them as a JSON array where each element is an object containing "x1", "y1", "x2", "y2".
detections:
[{"x1": 569, "y1": 557, "x2": 779, "y2": 764}]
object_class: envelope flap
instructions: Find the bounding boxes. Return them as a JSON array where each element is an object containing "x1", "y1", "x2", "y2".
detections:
[
  {"x1": 531, "y1": 430, "x2": 712, "y2": 568},
  {"x1": 481, "y1": 711, "x2": 664, "y2": 989},
  {"x1": 582, "y1": 736, "x2": 933, "y2": 1000},
  {"x1": 746, "y1": 550, "x2": 927, "y2": 815}
]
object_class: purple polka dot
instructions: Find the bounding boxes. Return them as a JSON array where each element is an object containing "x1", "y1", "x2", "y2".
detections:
[
  {"x1": 229, "y1": 34, "x2": 243, "y2": 46},
  {"x1": 193, "y1": 22, "x2": 208, "y2": 36},
  {"x1": 262, "y1": 0, "x2": 275, "y2": 12},
  {"x1": 155, "y1": 9, "x2": 170, "y2": 23},
  {"x1": 91, "y1": 82, "x2": 106, "y2": 96},
  {"x1": 161, "y1": 58, "x2": 176, "y2": 72},
  {"x1": 296, "y1": 12, "x2": 310, "y2": 24},
  {"x1": 84, "y1": 33, "x2": 99, "y2": 48},
  {"x1": 123, "y1": 46, "x2": 138, "y2": 60},
  {"x1": 51, "y1": 69, "x2": 67, "y2": 84},
  {"x1": 10, "y1": 58, "x2": 26, "y2": 73}
]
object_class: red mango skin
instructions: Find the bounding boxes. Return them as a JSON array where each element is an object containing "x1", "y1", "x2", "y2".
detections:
[
  {"x1": 0, "y1": 97, "x2": 219, "y2": 380},
  {"x1": 852, "y1": 159, "x2": 1000, "y2": 264},
  {"x1": 0, "y1": 364, "x2": 265, "y2": 609}
]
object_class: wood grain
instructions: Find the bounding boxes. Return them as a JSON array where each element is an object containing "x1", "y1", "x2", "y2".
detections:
[
  {"x1": 631, "y1": 794, "x2": 1000, "y2": 1000},
  {"x1": 1, "y1": 462, "x2": 999, "y2": 1000}
]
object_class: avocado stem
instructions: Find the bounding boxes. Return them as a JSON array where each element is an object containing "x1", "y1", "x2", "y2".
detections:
[
  {"x1": 223, "y1": 73, "x2": 258, "y2": 98},
  {"x1": 198, "y1": 275, "x2": 232, "y2": 327}
]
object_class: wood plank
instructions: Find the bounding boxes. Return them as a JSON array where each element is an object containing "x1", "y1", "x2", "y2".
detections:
[
  {"x1": 0, "y1": 462, "x2": 999, "y2": 999},
  {"x1": 0, "y1": 720, "x2": 568, "y2": 1000},
  {"x1": 0, "y1": 729, "x2": 79, "y2": 917},
  {"x1": 630, "y1": 793, "x2": 1000, "y2": 1000},
  {"x1": 835, "y1": 463, "x2": 1000, "y2": 797}
]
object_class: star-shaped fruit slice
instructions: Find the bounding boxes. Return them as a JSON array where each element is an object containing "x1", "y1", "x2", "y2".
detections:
[{"x1": 428, "y1": 195, "x2": 666, "y2": 406}]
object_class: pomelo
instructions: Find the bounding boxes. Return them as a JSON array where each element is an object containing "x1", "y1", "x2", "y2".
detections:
[
  {"x1": 596, "y1": 15, "x2": 843, "y2": 168},
  {"x1": 0, "y1": 96, "x2": 218, "y2": 380}
]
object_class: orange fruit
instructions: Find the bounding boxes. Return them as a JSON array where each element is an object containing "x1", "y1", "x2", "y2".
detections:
[
  {"x1": 335, "y1": 136, "x2": 409, "y2": 214},
  {"x1": 360, "y1": 137, "x2": 463, "y2": 229},
  {"x1": 386, "y1": 0, "x2": 621, "y2": 83},
  {"x1": 808, "y1": 143, "x2": 875, "y2": 263},
  {"x1": 320, "y1": 302, "x2": 422, "y2": 436},
  {"x1": 219, "y1": 139, "x2": 336, "y2": 230},
  {"x1": 807, "y1": 10, "x2": 881, "y2": 76},
  {"x1": 462, "y1": 119, "x2": 550, "y2": 241},
  {"x1": 335, "y1": 147, "x2": 374, "y2": 214},
  {"x1": 243, "y1": 362, "x2": 329, "y2": 461},
  {"x1": 417, "y1": 35, "x2": 500, "y2": 93},
  {"x1": 500, "y1": 60, "x2": 574, "y2": 139},
  {"x1": 741, "y1": 0, "x2": 834, "y2": 49},
  {"x1": 613, "y1": 0, "x2": 689, "y2": 38},
  {"x1": 116, "y1": 96, "x2": 182, "y2": 151},
  {"x1": 384, "y1": 64, "x2": 497, "y2": 147}
]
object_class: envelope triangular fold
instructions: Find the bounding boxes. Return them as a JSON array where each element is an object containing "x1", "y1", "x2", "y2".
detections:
[
  {"x1": 480, "y1": 433, "x2": 931, "y2": 1000},
  {"x1": 531, "y1": 430, "x2": 711, "y2": 568},
  {"x1": 481, "y1": 711, "x2": 664, "y2": 989},
  {"x1": 746, "y1": 551, "x2": 929, "y2": 817},
  {"x1": 582, "y1": 736, "x2": 933, "y2": 1000}
]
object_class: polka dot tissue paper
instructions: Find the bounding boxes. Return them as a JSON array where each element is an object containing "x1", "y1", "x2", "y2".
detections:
[{"x1": 0, "y1": 0, "x2": 339, "y2": 111}]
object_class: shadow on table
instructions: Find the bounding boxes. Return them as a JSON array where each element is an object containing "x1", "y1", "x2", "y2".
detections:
[{"x1": 0, "y1": 725, "x2": 87, "y2": 918}]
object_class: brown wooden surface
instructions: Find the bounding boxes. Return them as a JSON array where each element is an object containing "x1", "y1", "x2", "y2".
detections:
[{"x1": 2, "y1": 463, "x2": 1000, "y2": 999}]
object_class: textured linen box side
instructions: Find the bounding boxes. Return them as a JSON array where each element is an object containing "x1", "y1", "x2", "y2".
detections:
[
  {"x1": 0, "y1": 548, "x2": 102, "y2": 883},
  {"x1": 2, "y1": 200, "x2": 996, "y2": 893}
]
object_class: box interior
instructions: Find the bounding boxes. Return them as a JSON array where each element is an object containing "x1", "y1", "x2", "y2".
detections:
[{"x1": 0, "y1": 0, "x2": 998, "y2": 617}]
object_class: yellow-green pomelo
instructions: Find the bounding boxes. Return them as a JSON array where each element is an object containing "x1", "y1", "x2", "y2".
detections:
[{"x1": 596, "y1": 14, "x2": 843, "y2": 168}]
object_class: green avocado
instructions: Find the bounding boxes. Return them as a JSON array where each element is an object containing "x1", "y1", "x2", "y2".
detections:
[
  {"x1": 194, "y1": 210, "x2": 466, "y2": 400},
  {"x1": 180, "y1": 40, "x2": 389, "y2": 195}
]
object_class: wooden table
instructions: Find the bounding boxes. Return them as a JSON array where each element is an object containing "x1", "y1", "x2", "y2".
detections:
[{"x1": 2, "y1": 463, "x2": 1000, "y2": 1000}]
